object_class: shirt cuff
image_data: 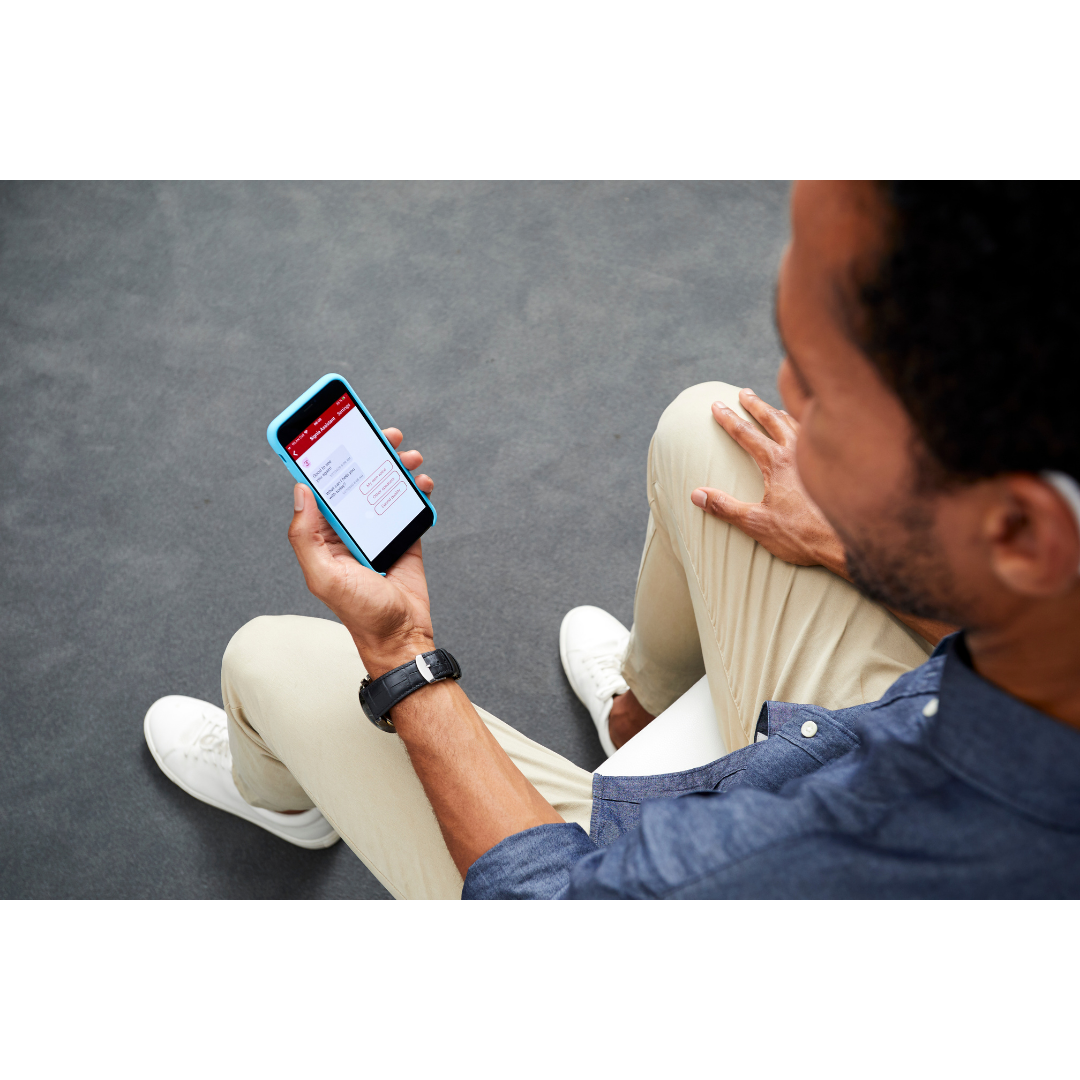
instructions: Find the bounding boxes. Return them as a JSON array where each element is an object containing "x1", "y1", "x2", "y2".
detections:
[{"x1": 462, "y1": 822, "x2": 597, "y2": 899}]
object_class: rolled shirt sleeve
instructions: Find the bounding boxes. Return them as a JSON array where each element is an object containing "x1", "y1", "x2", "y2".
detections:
[{"x1": 462, "y1": 823, "x2": 598, "y2": 899}]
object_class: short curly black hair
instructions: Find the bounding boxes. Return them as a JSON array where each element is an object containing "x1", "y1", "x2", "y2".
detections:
[{"x1": 860, "y1": 181, "x2": 1080, "y2": 484}]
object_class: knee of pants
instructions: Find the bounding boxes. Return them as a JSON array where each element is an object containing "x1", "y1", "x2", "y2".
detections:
[
  {"x1": 221, "y1": 614, "x2": 290, "y2": 698},
  {"x1": 650, "y1": 381, "x2": 761, "y2": 499},
  {"x1": 653, "y1": 381, "x2": 745, "y2": 457}
]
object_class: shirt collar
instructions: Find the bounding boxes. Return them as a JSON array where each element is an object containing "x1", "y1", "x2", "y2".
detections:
[{"x1": 925, "y1": 634, "x2": 1080, "y2": 830}]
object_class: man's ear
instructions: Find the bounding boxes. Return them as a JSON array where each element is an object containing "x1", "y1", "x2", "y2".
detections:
[{"x1": 985, "y1": 475, "x2": 1080, "y2": 598}]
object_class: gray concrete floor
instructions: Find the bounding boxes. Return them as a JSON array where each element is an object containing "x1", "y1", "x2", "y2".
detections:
[{"x1": 0, "y1": 181, "x2": 790, "y2": 898}]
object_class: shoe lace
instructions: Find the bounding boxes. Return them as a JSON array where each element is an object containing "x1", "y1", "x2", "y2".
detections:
[
  {"x1": 192, "y1": 711, "x2": 231, "y2": 767},
  {"x1": 583, "y1": 650, "x2": 629, "y2": 703}
]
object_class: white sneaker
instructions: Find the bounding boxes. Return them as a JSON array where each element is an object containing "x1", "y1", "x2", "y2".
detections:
[
  {"x1": 143, "y1": 695, "x2": 340, "y2": 850},
  {"x1": 559, "y1": 606, "x2": 631, "y2": 757}
]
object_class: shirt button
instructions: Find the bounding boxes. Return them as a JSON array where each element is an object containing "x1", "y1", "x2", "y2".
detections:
[
  {"x1": 800, "y1": 720, "x2": 818, "y2": 738},
  {"x1": 922, "y1": 697, "x2": 939, "y2": 717}
]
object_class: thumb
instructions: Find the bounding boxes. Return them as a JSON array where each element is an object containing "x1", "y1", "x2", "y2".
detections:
[
  {"x1": 288, "y1": 484, "x2": 332, "y2": 581},
  {"x1": 691, "y1": 486, "x2": 755, "y2": 530},
  {"x1": 290, "y1": 482, "x2": 316, "y2": 532}
]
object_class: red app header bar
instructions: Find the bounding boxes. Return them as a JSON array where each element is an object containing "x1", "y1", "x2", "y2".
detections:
[{"x1": 285, "y1": 394, "x2": 355, "y2": 458}]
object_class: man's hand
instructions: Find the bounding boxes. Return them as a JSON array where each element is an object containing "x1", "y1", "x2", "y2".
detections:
[
  {"x1": 691, "y1": 389, "x2": 957, "y2": 646},
  {"x1": 285, "y1": 427, "x2": 563, "y2": 876},
  {"x1": 691, "y1": 388, "x2": 848, "y2": 576},
  {"x1": 287, "y1": 428, "x2": 436, "y2": 676}
]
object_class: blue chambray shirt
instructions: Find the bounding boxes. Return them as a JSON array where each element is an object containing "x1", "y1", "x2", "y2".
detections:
[{"x1": 463, "y1": 634, "x2": 1080, "y2": 899}]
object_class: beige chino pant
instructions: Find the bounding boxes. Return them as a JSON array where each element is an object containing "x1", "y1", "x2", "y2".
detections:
[{"x1": 223, "y1": 381, "x2": 933, "y2": 899}]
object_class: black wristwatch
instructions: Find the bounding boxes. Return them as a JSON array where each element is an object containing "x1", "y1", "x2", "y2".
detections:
[{"x1": 359, "y1": 648, "x2": 462, "y2": 732}]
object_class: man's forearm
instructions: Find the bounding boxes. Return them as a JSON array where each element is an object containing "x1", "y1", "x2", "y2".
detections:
[
  {"x1": 377, "y1": 675, "x2": 564, "y2": 878},
  {"x1": 288, "y1": 488, "x2": 565, "y2": 878}
]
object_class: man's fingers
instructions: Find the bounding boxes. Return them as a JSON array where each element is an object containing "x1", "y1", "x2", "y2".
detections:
[
  {"x1": 383, "y1": 434, "x2": 428, "y2": 479},
  {"x1": 415, "y1": 473, "x2": 434, "y2": 494},
  {"x1": 738, "y1": 388, "x2": 799, "y2": 446},
  {"x1": 691, "y1": 486, "x2": 757, "y2": 530},
  {"x1": 710, "y1": 400, "x2": 776, "y2": 468}
]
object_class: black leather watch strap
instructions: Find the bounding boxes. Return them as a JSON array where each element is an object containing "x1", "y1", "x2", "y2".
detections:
[{"x1": 359, "y1": 648, "x2": 462, "y2": 732}]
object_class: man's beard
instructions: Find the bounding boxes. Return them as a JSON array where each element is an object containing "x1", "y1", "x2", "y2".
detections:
[{"x1": 834, "y1": 498, "x2": 964, "y2": 625}]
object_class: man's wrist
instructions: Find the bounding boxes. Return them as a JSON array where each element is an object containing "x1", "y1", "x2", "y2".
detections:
[
  {"x1": 351, "y1": 632, "x2": 437, "y2": 680},
  {"x1": 814, "y1": 535, "x2": 851, "y2": 581},
  {"x1": 384, "y1": 676, "x2": 460, "y2": 739},
  {"x1": 357, "y1": 645, "x2": 462, "y2": 737}
]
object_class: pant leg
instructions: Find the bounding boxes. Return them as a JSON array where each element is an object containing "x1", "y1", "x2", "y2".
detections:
[
  {"x1": 622, "y1": 381, "x2": 934, "y2": 753},
  {"x1": 221, "y1": 614, "x2": 594, "y2": 900}
]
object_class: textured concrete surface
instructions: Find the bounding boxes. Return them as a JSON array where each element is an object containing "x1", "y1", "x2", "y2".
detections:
[{"x1": 0, "y1": 181, "x2": 790, "y2": 898}]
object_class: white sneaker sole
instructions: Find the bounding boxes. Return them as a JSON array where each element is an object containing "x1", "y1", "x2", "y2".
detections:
[{"x1": 143, "y1": 709, "x2": 340, "y2": 850}]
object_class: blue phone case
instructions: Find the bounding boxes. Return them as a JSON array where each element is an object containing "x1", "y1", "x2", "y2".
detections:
[{"x1": 265, "y1": 372, "x2": 437, "y2": 574}]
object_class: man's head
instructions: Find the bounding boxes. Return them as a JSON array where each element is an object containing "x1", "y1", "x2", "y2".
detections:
[{"x1": 776, "y1": 181, "x2": 1080, "y2": 635}]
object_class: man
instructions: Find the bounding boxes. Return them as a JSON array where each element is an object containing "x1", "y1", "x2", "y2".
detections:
[{"x1": 145, "y1": 181, "x2": 1080, "y2": 898}]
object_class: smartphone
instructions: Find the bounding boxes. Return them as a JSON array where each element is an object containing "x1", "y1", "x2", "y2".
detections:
[{"x1": 266, "y1": 373, "x2": 436, "y2": 574}]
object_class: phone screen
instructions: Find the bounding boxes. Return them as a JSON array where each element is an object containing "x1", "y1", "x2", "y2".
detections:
[{"x1": 283, "y1": 390, "x2": 428, "y2": 565}]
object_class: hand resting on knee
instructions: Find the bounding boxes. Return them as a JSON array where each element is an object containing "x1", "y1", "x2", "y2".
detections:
[{"x1": 690, "y1": 386, "x2": 956, "y2": 647}]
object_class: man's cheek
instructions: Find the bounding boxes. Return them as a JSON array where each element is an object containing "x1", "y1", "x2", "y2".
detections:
[
  {"x1": 794, "y1": 428, "x2": 839, "y2": 512},
  {"x1": 776, "y1": 359, "x2": 806, "y2": 419},
  {"x1": 797, "y1": 436, "x2": 874, "y2": 539}
]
